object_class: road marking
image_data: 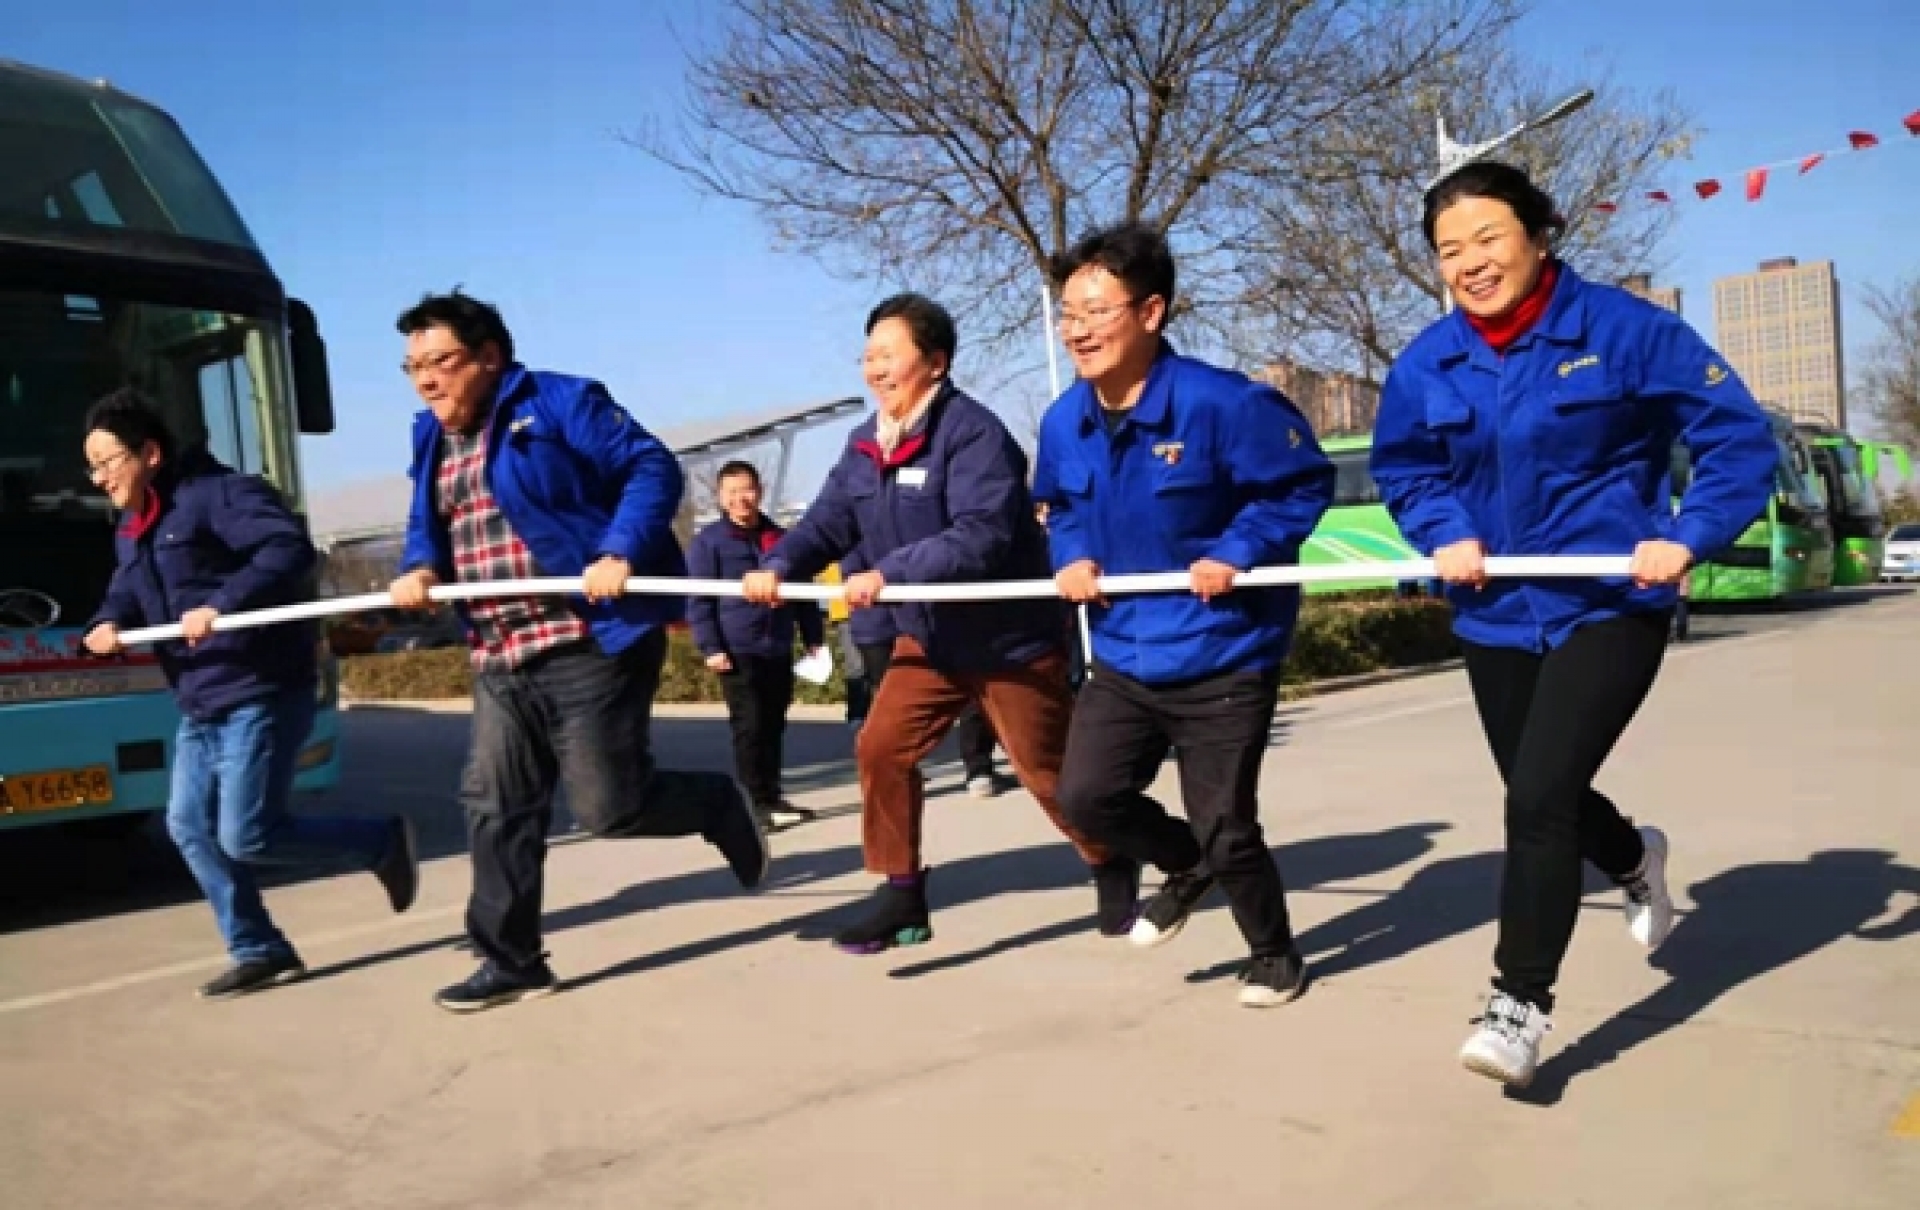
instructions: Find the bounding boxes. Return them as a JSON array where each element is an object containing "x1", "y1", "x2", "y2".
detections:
[
  {"x1": 0, "y1": 903, "x2": 466, "y2": 1017},
  {"x1": 1322, "y1": 629, "x2": 1784, "y2": 732},
  {"x1": 1892, "y1": 1093, "x2": 1920, "y2": 1138}
]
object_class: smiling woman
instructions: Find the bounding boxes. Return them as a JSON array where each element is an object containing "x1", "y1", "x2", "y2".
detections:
[
  {"x1": 742, "y1": 291, "x2": 1135, "y2": 957},
  {"x1": 1370, "y1": 158, "x2": 1781, "y2": 1090}
]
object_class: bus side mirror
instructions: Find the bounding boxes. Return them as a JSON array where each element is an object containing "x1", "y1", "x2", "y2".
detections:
[{"x1": 288, "y1": 298, "x2": 336, "y2": 435}]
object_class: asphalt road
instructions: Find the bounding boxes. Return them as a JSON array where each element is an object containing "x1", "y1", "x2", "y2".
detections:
[{"x1": 1, "y1": 584, "x2": 1915, "y2": 1209}]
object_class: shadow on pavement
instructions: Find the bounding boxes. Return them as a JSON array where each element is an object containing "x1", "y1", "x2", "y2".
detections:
[{"x1": 1512, "y1": 849, "x2": 1920, "y2": 1106}]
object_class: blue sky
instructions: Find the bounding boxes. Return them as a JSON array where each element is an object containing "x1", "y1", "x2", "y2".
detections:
[{"x1": 10, "y1": 0, "x2": 1918, "y2": 501}]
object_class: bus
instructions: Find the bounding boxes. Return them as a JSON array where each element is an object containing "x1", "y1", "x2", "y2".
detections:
[
  {"x1": 0, "y1": 61, "x2": 343, "y2": 834},
  {"x1": 1680, "y1": 410, "x2": 1834, "y2": 603},
  {"x1": 1304, "y1": 417, "x2": 1835, "y2": 605},
  {"x1": 1795, "y1": 422, "x2": 1911, "y2": 586},
  {"x1": 1299, "y1": 435, "x2": 1424, "y2": 595}
]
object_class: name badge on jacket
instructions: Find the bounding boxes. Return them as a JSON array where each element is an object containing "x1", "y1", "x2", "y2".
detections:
[{"x1": 896, "y1": 467, "x2": 929, "y2": 488}]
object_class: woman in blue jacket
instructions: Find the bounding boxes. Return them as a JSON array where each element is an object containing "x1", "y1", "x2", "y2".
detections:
[{"x1": 1370, "y1": 161, "x2": 1777, "y2": 1088}]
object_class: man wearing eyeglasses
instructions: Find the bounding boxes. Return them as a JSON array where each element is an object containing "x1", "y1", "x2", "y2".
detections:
[{"x1": 388, "y1": 291, "x2": 769, "y2": 1013}]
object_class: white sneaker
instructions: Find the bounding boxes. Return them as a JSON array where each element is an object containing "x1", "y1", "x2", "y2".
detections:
[
  {"x1": 1459, "y1": 991, "x2": 1552, "y2": 1087},
  {"x1": 966, "y1": 775, "x2": 997, "y2": 799},
  {"x1": 1621, "y1": 826, "x2": 1674, "y2": 950}
]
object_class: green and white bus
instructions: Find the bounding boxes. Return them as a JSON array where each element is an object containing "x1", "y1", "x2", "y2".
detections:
[
  {"x1": 1794, "y1": 422, "x2": 1912, "y2": 586},
  {"x1": 1679, "y1": 411, "x2": 1834, "y2": 603},
  {"x1": 1303, "y1": 415, "x2": 1835, "y2": 605}
]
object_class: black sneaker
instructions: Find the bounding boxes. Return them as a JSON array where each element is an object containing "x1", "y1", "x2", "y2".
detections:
[
  {"x1": 1128, "y1": 867, "x2": 1216, "y2": 948},
  {"x1": 373, "y1": 816, "x2": 419, "y2": 913},
  {"x1": 706, "y1": 779, "x2": 770, "y2": 890},
  {"x1": 433, "y1": 961, "x2": 558, "y2": 1014},
  {"x1": 1237, "y1": 952, "x2": 1309, "y2": 1008},
  {"x1": 833, "y1": 872, "x2": 934, "y2": 955},
  {"x1": 1091, "y1": 857, "x2": 1141, "y2": 937},
  {"x1": 198, "y1": 954, "x2": 306, "y2": 1000},
  {"x1": 759, "y1": 800, "x2": 817, "y2": 831}
]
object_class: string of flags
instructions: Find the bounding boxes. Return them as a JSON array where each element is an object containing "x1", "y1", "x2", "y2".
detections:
[{"x1": 1593, "y1": 108, "x2": 1920, "y2": 213}]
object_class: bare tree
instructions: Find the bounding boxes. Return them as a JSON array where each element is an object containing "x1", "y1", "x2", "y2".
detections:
[
  {"x1": 1858, "y1": 276, "x2": 1920, "y2": 451},
  {"x1": 633, "y1": 0, "x2": 1518, "y2": 373},
  {"x1": 1244, "y1": 45, "x2": 1696, "y2": 375}
]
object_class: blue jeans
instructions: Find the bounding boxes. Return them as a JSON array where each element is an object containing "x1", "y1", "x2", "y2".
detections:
[{"x1": 166, "y1": 685, "x2": 391, "y2": 963}]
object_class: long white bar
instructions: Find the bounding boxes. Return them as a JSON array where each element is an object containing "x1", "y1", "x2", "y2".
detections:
[{"x1": 113, "y1": 556, "x2": 1636, "y2": 647}]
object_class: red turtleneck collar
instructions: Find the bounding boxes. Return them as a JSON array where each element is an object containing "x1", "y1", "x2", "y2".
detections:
[
  {"x1": 1464, "y1": 260, "x2": 1559, "y2": 355},
  {"x1": 119, "y1": 486, "x2": 164, "y2": 540}
]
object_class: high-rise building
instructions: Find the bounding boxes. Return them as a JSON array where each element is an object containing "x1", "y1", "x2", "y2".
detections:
[
  {"x1": 1257, "y1": 360, "x2": 1380, "y2": 437},
  {"x1": 1712, "y1": 257, "x2": 1845, "y2": 427},
  {"x1": 1619, "y1": 272, "x2": 1683, "y2": 315}
]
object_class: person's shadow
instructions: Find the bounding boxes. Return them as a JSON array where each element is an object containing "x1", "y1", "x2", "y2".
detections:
[
  {"x1": 1515, "y1": 849, "x2": 1920, "y2": 1106},
  {"x1": 1182, "y1": 845, "x2": 1503, "y2": 986}
]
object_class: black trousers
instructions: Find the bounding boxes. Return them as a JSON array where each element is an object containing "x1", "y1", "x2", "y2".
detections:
[
  {"x1": 1462, "y1": 612, "x2": 1669, "y2": 1012},
  {"x1": 1056, "y1": 662, "x2": 1294, "y2": 957},
  {"x1": 461, "y1": 631, "x2": 738, "y2": 974},
  {"x1": 858, "y1": 639, "x2": 996, "y2": 778},
  {"x1": 719, "y1": 655, "x2": 795, "y2": 808}
]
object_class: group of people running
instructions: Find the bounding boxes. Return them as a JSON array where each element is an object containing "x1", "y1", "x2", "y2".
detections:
[{"x1": 79, "y1": 160, "x2": 1778, "y2": 1089}]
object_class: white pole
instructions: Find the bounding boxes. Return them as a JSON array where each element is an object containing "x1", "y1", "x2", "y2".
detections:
[{"x1": 1040, "y1": 280, "x2": 1063, "y2": 398}]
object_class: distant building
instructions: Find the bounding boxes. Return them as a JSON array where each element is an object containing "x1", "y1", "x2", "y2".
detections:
[
  {"x1": 1713, "y1": 257, "x2": 1846, "y2": 428},
  {"x1": 1619, "y1": 272, "x2": 1683, "y2": 315},
  {"x1": 1258, "y1": 360, "x2": 1380, "y2": 438}
]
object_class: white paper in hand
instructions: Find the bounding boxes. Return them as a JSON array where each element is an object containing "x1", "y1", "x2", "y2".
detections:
[{"x1": 794, "y1": 646, "x2": 834, "y2": 686}]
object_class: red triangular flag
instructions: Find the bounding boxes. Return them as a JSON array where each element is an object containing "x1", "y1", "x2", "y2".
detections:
[
  {"x1": 1746, "y1": 168, "x2": 1769, "y2": 201},
  {"x1": 1904, "y1": 110, "x2": 1920, "y2": 137},
  {"x1": 1647, "y1": 190, "x2": 1671, "y2": 203},
  {"x1": 1848, "y1": 131, "x2": 1880, "y2": 150},
  {"x1": 1694, "y1": 179, "x2": 1722, "y2": 199},
  {"x1": 1800, "y1": 153, "x2": 1825, "y2": 174}
]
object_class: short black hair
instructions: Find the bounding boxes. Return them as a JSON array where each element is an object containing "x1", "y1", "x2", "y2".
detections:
[
  {"x1": 865, "y1": 293, "x2": 957, "y2": 368},
  {"x1": 84, "y1": 387, "x2": 176, "y2": 461},
  {"x1": 1049, "y1": 221, "x2": 1177, "y2": 314},
  {"x1": 716, "y1": 459, "x2": 761, "y2": 488},
  {"x1": 395, "y1": 289, "x2": 515, "y2": 363},
  {"x1": 1421, "y1": 160, "x2": 1563, "y2": 249}
]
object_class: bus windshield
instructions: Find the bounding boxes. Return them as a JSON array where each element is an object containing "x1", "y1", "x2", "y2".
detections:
[
  {"x1": 0, "y1": 288, "x2": 301, "y2": 626},
  {"x1": 1827, "y1": 442, "x2": 1883, "y2": 520},
  {"x1": 1328, "y1": 448, "x2": 1381, "y2": 507},
  {"x1": 0, "y1": 66, "x2": 258, "y2": 250}
]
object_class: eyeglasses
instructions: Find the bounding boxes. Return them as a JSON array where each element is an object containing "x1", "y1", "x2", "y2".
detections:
[
  {"x1": 1056, "y1": 298, "x2": 1141, "y2": 334},
  {"x1": 85, "y1": 448, "x2": 135, "y2": 480},
  {"x1": 400, "y1": 348, "x2": 470, "y2": 378}
]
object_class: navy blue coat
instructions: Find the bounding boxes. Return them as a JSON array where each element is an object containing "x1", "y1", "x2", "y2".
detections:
[
  {"x1": 686, "y1": 514, "x2": 824, "y2": 660},
  {"x1": 767, "y1": 384, "x2": 1063, "y2": 672},
  {"x1": 401, "y1": 365, "x2": 687, "y2": 655},
  {"x1": 90, "y1": 448, "x2": 318, "y2": 721}
]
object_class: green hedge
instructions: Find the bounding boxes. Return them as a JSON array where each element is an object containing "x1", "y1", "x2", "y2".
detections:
[{"x1": 340, "y1": 596, "x2": 1457, "y2": 703}]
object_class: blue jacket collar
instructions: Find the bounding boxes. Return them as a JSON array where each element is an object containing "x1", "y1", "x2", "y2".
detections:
[
  {"x1": 1437, "y1": 261, "x2": 1590, "y2": 372},
  {"x1": 1076, "y1": 341, "x2": 1178, "y2": 434}
]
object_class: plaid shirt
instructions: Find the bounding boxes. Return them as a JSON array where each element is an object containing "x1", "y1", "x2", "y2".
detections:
[{"x1": 437, "y1": 427, "x2": 589, "y2": 673}]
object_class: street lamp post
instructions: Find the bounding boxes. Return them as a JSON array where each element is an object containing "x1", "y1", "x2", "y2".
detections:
[{"x1": 1431, "y1": 88, "x2": 1595, "y2": 312}]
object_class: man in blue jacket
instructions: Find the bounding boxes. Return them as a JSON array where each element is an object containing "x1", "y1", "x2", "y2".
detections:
[
  {"x1": 388, "y1": 292, "x2": 768, "y2": 1013},
  {"x1": 1034, "y1": 223, "x2": 1336, "y2": 1008},
  {"x1": 687, "y1": 459, "x2": 827, "y2": 829},
  {"x1": 81, "y1": 389, "x2": 418, "y2": 1001}
]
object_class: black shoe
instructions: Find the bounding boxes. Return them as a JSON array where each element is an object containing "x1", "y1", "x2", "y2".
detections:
[
  {"x1": 1237, "y1": 952, "x2": 1309, "y2": 1008},
  {"x1": 706, "y1": 779, "x2": 770, "y2": 890},
  {"x1": 833, "y1": 872, "x2": 934, "y2": 955},
  {"x1": 198, "y1": 954, "x2": 306, "y2": 1000},
  {"x1": 433, "y1": 961, "x2": 558, "y2": 1014},
  {"x1": 1092, "y1": 857, "x2": 1141, "y2": 937},
  {"x1": 373, "y1": 816, "x2": 419, "y2": 913},
  {"x1": 1127, "y1": 866, "x2": 1216, "y2": 948}
]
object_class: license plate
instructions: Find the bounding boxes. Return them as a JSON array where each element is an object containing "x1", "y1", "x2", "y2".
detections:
[{"x1": 0, "y1": 765, "x2": 115, "y2": 814}]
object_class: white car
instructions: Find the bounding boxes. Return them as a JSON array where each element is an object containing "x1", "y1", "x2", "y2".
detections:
[{"x1": 1883, "y1": 522, "x2": 1920, "y2": 582}]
